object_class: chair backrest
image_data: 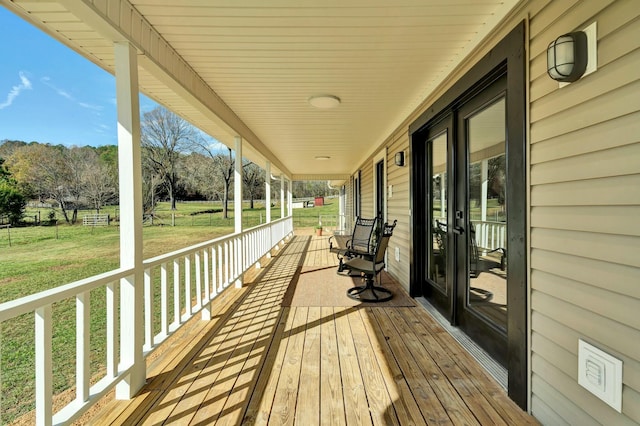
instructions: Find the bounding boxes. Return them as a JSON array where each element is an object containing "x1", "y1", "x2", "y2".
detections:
[
  {"x1": 373, "y1": 220, "x2": 397, "y2": 265},
  {"x1": 350, "y1": 216, "x2": 377, "y2": 253},
  {"x1": 434, "y1": 220, "x2": 447, "y2": 258}
]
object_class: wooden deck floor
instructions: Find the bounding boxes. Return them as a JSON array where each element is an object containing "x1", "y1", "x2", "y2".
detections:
[{"x1": 88, "y1": 232, "x2": 537, "y2": 425}]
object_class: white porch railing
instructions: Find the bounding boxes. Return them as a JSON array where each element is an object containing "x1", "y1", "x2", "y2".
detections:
[
  {"x1": 433, "y1": 218, "x2": 506, "y2": 253},
  {"x1": 471, "y1": 220, "x2": 506, "y2": 253},
  {"x1": 0, "y1": 216, "x2": 293, "y2": 426}
]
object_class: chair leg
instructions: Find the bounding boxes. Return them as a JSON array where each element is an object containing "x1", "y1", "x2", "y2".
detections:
[{"x1": 346, "y1": 273, "x2": 392, "y2": 303}]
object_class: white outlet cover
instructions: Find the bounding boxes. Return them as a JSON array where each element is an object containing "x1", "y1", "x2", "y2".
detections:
[{"x1": 578, "y1": 339, "x2": 623, "y2": 412}]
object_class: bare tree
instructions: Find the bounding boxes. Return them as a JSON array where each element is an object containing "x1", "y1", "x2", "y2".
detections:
[
  {"x1": 193, "y1": 140, "x2": 235, "y2": 219},
  {"x1": 141, "y1": 106, "x2": 199, "y2": 210},
  {"x1": 82, "y1": 149, "x2": 117, "y2": 213},
  {"x1": 214, "y1": 148, "x2": 234, "y2": 219},
  {"x1": 242, "y1": 161, "x2": 264, "y2": 209},
  {"x1": 181, "y1": 152, "x2": 219, "y2": 200}
]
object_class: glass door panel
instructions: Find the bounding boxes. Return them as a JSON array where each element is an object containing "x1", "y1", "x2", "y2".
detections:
[
  {"x1": 428, "y1": 132, "x2": 448, "y2": 294},
  {"x1": 466, "y1": 97, "x2": 507, "y2": 332}
]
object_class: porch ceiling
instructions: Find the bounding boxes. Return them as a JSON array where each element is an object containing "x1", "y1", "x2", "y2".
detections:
[{"x1": 3, "y1": 0, "x2": 518, "y2": 179}]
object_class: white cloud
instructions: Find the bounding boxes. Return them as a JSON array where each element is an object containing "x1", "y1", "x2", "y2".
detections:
[
  {"x1": 41, "y1": 76, "x2": 103, "y2": 110},
  {"x1": 0, "y1": 71, "x2": 32, "y2": 109},
  {"x1": 79, "y1": 102, "x2": 102, "y2": 111},
  {"x1": 41, "y1": 76, "x2": 73, "y2": 100}
]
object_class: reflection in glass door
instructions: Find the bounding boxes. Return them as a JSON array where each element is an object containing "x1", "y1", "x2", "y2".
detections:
[
  {"x1": 428, "y1": 132, "x2": 448, "y2": 294},
  {"x1": 466, "y1": 97, "x2": 507, "y2": 332}
]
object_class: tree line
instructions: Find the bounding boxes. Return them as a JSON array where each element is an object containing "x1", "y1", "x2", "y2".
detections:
[{"x1": 0, "y1": 106, "x2": 336, "y2": 225}]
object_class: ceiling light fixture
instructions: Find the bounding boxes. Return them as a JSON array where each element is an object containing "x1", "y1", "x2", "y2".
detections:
[
  {"x1": 315, "y1": 156, "x2": 331, "y2": 160},
  {"x1": 308, "y1": 95, "x2": 341, "y2": 109}
]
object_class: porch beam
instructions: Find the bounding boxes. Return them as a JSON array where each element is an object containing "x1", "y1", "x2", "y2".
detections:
[{"x1": 114, "y1": 41, "x2": 145, "y2": 399}]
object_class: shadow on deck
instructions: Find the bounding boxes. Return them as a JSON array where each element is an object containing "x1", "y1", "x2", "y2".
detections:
[{"x1": 85, "y1": 232, "x2": 537, "y2": 425}]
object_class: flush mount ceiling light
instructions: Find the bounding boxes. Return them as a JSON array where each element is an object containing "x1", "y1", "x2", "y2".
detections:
[
  {"x1": 308, "y1": 95, "x2": 341, "y2": 109},
  {"x1": 315, "y1": 156, "x2": 331, "y2": 160}
]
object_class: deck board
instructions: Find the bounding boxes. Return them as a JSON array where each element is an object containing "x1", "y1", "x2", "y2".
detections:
[
  {"x1": 361, "y1": 308, "x2": 427, "y2": 425},
  {"x1": 320, "y1": 307, "x2": 346, "y2": 426},
  {"x1": 295, "y1": 306, "x2": 321, "y2": 426},
  {"x1": 86, "y1": 232, "x2": 538, "y2": 426}
]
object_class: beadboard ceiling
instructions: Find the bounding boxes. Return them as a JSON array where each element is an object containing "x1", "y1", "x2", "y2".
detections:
[{"x1": 3, "y1": 0, "x2": 518, "y2": 179}]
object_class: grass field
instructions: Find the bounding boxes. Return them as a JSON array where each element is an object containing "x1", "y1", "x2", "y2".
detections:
[{"x1": 0, "y1": 199, "x2": 338, "y2": 423}]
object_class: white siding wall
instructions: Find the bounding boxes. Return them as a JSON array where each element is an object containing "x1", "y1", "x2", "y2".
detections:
[
  {"x1": 529, "y1": 1, "x2": 640, "y2": 424},
  {"x1": 351, "y1": 1, "x2": 639, "y2": 424}
]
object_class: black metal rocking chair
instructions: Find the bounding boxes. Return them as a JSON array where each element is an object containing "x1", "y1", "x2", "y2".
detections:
[{"x1": 344, "y1": 220, "x2": 397, "y2": 302}]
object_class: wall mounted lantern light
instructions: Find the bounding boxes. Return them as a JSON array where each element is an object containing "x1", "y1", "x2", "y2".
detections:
[
  {"x1": 546, "y1": 31, "x2": 588, "y2": 83},
  {"x1": 394, "y1": 151, "x2": 405, "y2": 167}
]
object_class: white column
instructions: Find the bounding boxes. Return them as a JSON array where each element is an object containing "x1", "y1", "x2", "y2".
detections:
[
  {"x1": 481, "y1": 159, "x2": 488, "y2": 222},
  {"x1": 287, "y1": 179, "x2": 293, "y2": 217},
  {"x1": 280, "y1": 175, "x2": 285, "y2": 218},
  {"x1": 440, "y1": 174, "x2": 446, "y2": 220},
  {"x1": 114, "y1": 41, "x2": 145, "y2": 399},
  {"x1": 265, "y1": 161, "x2": 271, "y2": 224},
  {"x1": 234, "y1": 136, "x2": 243, "y2": 288},
  {"x1": 339, "y1": 186, "x2": 346, "y2": 231},
  {"x1": 265, "y1": 162, "x2": 272, "y2": 258}
]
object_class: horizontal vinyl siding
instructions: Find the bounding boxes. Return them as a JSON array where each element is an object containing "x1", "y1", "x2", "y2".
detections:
[
  {"x1": 344, "y1": 175, "x2": 353, "y2": 222},
  {"x1": 386, "y1": 131, "x2": 411, "y2": 293},
  {"x1": 529, "y1": 0, "x2": 640, "y2": 424},
  {"x1": 360, "y1": 162, "x2": 374, "y2": 219}
]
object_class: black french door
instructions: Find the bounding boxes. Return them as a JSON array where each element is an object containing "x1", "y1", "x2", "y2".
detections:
[
  {"x1": 411, "y1": 23, "x2": 526, "y2": 408},
  {"x1": 421, "y1": 71, "x2": 508, "y2": 364},
  {"x1": 453, "y1": 75, "x2": 508, "y2": 365}
]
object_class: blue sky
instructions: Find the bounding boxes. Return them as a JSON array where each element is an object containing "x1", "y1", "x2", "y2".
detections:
[{"x1": 0, "y1": 7, "x2": 157, "y2": 147}]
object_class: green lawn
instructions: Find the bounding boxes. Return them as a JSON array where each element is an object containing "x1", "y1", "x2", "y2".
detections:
[{"x1": 0, "y1": 199, "x2": 337, "y2": 423}]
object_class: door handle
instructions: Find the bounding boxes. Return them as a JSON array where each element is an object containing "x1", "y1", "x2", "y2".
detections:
[{"x1": 452, "y1": 226, "x2": 464, "y2": 235}]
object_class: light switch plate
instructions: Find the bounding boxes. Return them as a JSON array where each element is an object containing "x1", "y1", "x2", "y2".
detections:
[{"x1": 578, "y1": 339, "x2": 623, "y2": 412}]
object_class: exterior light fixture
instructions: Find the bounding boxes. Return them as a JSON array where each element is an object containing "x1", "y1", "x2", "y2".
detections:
[
  {"x1": 308, "y1": 95, "x2": 341, "y2": 109},
  {"x1": 394, "y1": 151, "x2": 405, "y2": 167},
  {"x1": 546, "y1": 31, "x2": 588, "y2": 82}
]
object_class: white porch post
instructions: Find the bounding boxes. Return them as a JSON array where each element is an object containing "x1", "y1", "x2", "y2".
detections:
[
  {"x1": 234, "y1": 136, "x2": 243, "y2": 288},
  {"x1": 481, "y1": 159, "x2": 488, "y2": 222},
  {"x1": 114, "y1": 41, "x2": 145, "y2": 399},
  {"x1": 339, "y1": 186, "x2": 346, "y2": 231},
  {"x1": 280, "y1": 175, "x2": 285, "y2": 218},
  {"x1": 265, "y1": 161, "x2": 272, "y2": 258},
  {"x1": 440, "y1": 174, "x2": 446, "y2": 220},
  {"x1": 287, "y1": 179, "x2": 293, "y2": 217},
  {"x1": 265, "y1": 161, "x2": 271, "y2": 224}
]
